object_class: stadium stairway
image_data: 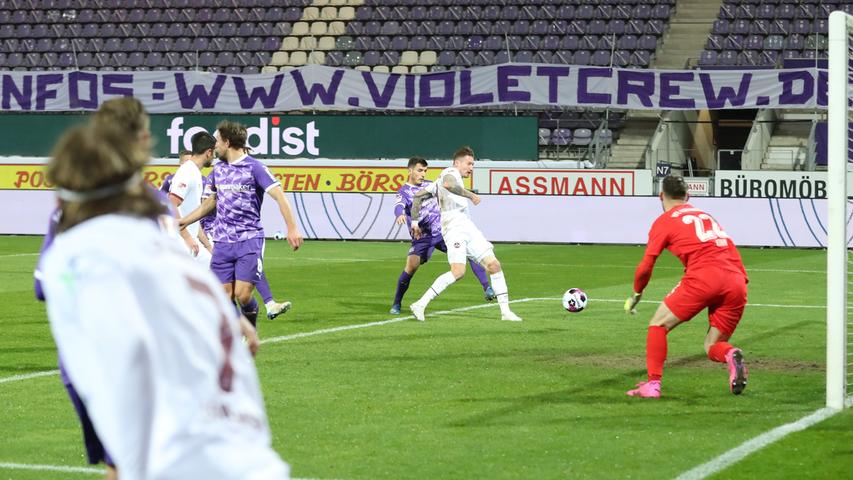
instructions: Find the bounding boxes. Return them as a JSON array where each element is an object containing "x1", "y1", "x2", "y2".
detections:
[
  {"x1": 761, "y1": 109, "x2": 814, "y2": 170},
  {"x1": 607, "y1": 0, "x2": 722, "y2": 169}
]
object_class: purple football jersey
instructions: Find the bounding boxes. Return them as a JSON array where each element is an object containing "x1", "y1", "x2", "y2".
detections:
[
  {"x1": 209, "y1": 155, "x2": 279, "y2": 243},
  {"x1": 159, "y1": 174, "x2": 173, "y2": 194},
  {"x1": 199, "y1": 174, "x2": 216, "y2": 234},
  {"x1": 394, "y1": 181, "x2": 442, "y2": 238},
  {"x1": 34, "y1": 207, "x2": 61, "y2": 301}
]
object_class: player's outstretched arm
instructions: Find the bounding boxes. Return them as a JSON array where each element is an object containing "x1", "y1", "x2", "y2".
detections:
[
  {"x1": 179, "y1": 193, "x2": 216, "y2": 230},
  {"x1": 443, "y1": 175, "x2": 480, "y2": 205},
  {"x1": 625, "y1": 254, "x2": 657, "y2": 314},
  {"x1": 267, "y1": 186, "x2": 304, "y2": 250}
]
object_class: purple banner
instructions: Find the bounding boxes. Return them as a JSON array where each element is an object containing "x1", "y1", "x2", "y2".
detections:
[{"x1": 0, "y1": 65, "x2": 830, "y2": 113}]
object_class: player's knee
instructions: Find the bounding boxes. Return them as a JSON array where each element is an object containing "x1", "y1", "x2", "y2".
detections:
[
  {"x1": 450, "y1": 264, "x2": 466, "y2": 279},
  {"x1": 485, "y1": 258, "x2": 501, "y2": 274},
  {"x1": 235, "y1": 290, "x2": 252, "y2": 305}
]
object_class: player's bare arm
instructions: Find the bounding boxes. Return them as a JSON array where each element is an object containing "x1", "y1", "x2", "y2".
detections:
[
  {"x1": 179, "y1": 193, "x2": 216, "y2": 229},
  {"x1": 409, "y1": 189, "x2": 433, "y2": 238},
  {"x1": 170, "y1": 193, "x2": 199, "y2": 256},
  {"x1": 267, "y1": 186, "x2": 304, "y2": 251},
  {"x1": 197, "y1": 228, "x2": 213, "y2": 253},
  {"x1": 443, "y1": 175, "x2": 481, "y2": 205}
]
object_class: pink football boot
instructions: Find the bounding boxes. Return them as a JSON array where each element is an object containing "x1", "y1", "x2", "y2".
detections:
[
  {"x1": 726, "y1": 348, "x2": 748, "y2": 395},
  {"x1": 626, "y1": 380, "x2": 661, "y2": 398}
]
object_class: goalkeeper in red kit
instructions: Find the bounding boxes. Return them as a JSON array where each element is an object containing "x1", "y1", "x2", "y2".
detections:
[{"x1": 624, "y1": 175, "x2": 748, "y2": 398}]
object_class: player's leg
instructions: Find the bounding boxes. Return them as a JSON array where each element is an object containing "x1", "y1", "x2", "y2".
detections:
[
  {"x1": 469, "y1": 260, "x2": 493, "y2": 300},
  {"x1": 626, "y1": 301, "x2": 683, "y2": 398},
  {"x1": 256, "y1": 270, "x2": 291, "y2": 320},
  {"x1": 63, "y1": 378, "x2": 117, "y2": 474},
  {"x1": 705, "y1": 274, "x2": 748, "y2": 394},
  {"x1": 465, "y1": 228, "x2": 514, "y2": 317},
  {"x1": 233, "y1": 239, "x2": 264, "y2": 327},
  {"x1": 392, "y1": 238, "x2": 429, "y2": 314},
  {"x1": 628, "y1": 277, "x2": 706, "y2": 398},
  {"x1": 409, "y1": 236, "x2": 466, "y2": 321},
  {"x1": 478, "y1": 255, "x2": 519, "y2": 321},
  {"x1": 210, "y1": 242, "x2": 237, "y2": 302}
]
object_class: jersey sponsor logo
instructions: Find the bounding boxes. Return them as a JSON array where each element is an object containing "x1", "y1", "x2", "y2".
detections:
[{"x1": 216, "y1": 183, "x2": 256, "y2": 192}]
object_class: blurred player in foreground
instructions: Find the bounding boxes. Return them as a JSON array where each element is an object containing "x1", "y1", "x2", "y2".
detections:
[
  {"x1": 35, "y1": 97, "x2": 159, "y2": 479},
  {"x1": 41, "y1": 122, "x2": 287, "y2": 479},
  {"x1": 408, "y1": 147, "x2": 521, "y2": 322},
  {"x1": 625, "y1": 175, "x2": 748, "y2": 398},
  {"x1": 390, "y1": 156, "x2": 495, "y2": 315}
]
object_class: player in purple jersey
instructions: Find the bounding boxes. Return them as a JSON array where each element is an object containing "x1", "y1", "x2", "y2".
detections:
[
  {"x1": 198, "y1": 170, "x2": 292, "y2": 320},
  {"x1": 180, "y1": 120, "x2": 303, "y2": 328},
  {"x1": 159, "y1": 150, "x2": 192, "y2": 195},
  {"x1": 390, "y1": 157, "x2": 494, "y2": 314}
]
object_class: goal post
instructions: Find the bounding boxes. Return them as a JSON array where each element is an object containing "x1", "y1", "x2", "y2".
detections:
[{"x1": 826, "y1": 10, "x2": 852, "y2": 410}]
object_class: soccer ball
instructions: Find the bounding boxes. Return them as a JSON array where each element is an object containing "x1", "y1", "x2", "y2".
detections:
[
  {"x1": 273, "y1": 231, "x2": 284, "y2": 240},
  {"x1": 562, "y1": 288, "x2": 588, "y2": 313}
]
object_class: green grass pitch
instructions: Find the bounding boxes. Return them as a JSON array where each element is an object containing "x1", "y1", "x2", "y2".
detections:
[{"x1": 0, "y1": 235, "x2": 851, "y2": 479}]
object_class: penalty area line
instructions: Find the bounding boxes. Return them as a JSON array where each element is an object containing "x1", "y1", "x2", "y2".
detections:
[
  {"x1": 0, "y1": 369, "x2": 60, "y2": 384},
  {"x1": 673, "y1": 407, "x2": 841, "y2": 480},
  {"x1": 0, "y1": 462, "x2": 103, "y2": 475},
  {"x1": 260, "y1": 297, "x2": 547, "y2": 345}
]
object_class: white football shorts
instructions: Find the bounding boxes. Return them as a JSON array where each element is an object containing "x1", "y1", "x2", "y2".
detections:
[{"x1": 444, "y1": 224, "x2": 494, "y2": 265}]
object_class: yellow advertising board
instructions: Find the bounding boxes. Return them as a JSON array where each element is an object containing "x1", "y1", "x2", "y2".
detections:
[{"x1": 0, "y1": 164, "x2": 470, "y2": 192}]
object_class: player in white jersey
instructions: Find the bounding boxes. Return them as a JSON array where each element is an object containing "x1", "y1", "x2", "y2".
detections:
[
  {"x1": 169, "y1": 131, "x2": 215, "y2": 265},
  {"x1": 42, "y1": 124, "x2": 288, "y2": 480},
  {"x1": 409, "y1": 146, "x2": 522, "y2": 322}
]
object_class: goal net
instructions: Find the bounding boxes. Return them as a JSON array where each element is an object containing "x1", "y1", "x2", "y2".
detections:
[{"x1": 827, "y1": 11, "x2": 853, "y2": 409}]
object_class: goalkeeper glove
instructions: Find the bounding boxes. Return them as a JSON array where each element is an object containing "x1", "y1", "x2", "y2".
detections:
[{"x1": 624, "y1": 292, "x2": 642, "y2": 314}]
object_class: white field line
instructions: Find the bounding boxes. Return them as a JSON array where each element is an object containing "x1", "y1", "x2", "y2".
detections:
[
  {"x1": 0, "y1": 297, "x2": 827, "y2": 386},
  {"x1": 259, "y1": 297, "x2": 548, "y2": 345},
  {"x1": 0, "y1": 369, "x2": 60, "y2": 384},
  {"x1": 0, "y1": 253, "x2": 39, "y2": 258},
  {"x1": 674, "y1": 407, "x2": 841, "y2": 480},
  {"x1": 0, "y1": 462, "x2": 103, "y2": 474}
]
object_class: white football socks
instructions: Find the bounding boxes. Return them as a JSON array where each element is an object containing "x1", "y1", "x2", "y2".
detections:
[
  {"x1": 489, "y1": 271, "x2": 512, "y2": 315},
  {"x1": 417, "y1": 271, "x2": 457, "y2": 305}
]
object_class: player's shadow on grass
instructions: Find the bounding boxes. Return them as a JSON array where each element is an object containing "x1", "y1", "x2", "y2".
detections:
[{"x1": 447, "y1": 319, "x2": 813, "y2": 428}]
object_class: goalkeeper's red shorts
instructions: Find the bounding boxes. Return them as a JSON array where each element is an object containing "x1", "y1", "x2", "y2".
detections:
[{"x1": 663, "y1": 267, "x2": 748, "y2": 338}]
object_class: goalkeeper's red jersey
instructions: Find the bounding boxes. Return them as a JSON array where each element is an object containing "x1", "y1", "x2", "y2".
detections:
[{"x1": 633, "y1": 203, "x2": 747, "y2": 294}]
